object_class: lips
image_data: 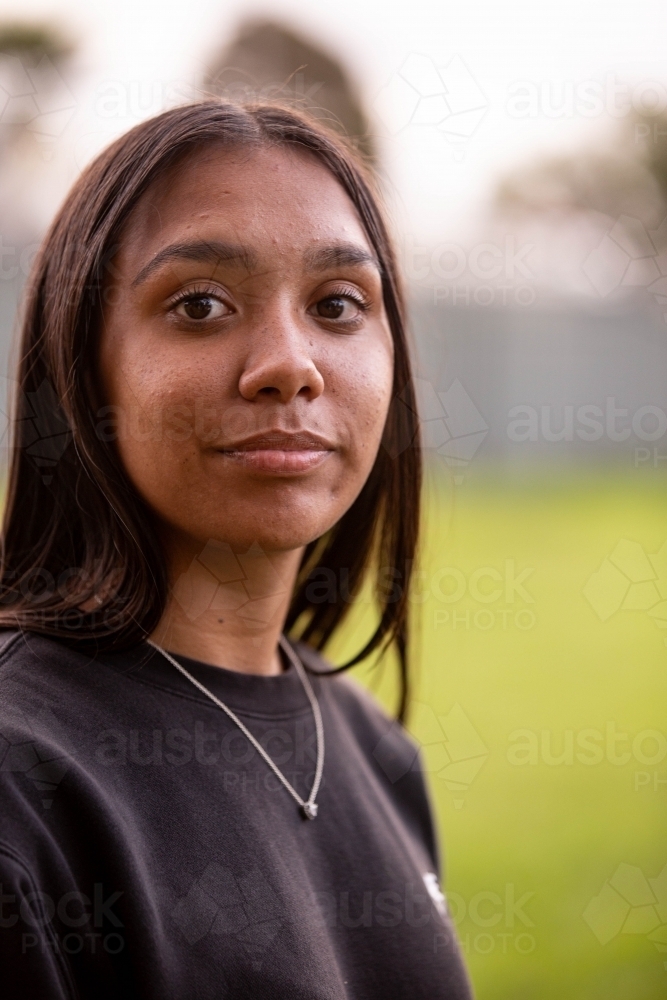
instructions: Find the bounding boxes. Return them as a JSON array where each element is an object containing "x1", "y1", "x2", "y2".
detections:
[{"x1": 216, "y1": 431, "x2": 335, "y2": 474}]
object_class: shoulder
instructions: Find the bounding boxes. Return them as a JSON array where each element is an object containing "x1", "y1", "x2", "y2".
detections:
[
  {"x1": 0, "y1": 629, "x2": 100, "y2": 749},
  {"x1": 296, "y1": 639, "x2": 401, "y2": 728},
  {"x1": 0, "y1": 628, "x2": 88, "y2": 675},
  {"x1": 0, "y1": 628, "x2": 91, "y2": 691},
  {"x1": 294, "y1": 640, "x2": 425, "y2": 786},
  {"x1": 295, "y1": 639, "x2": 442, "y2": 873}
]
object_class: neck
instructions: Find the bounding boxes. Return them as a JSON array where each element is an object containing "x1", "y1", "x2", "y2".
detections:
[{"x1": 149, "y1": 536, "x2": 304, "y2": 676}]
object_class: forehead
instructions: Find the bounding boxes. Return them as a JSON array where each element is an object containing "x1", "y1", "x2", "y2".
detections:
[{"x1": 120, "y1": 143, "x2": 373, "y2": 268}]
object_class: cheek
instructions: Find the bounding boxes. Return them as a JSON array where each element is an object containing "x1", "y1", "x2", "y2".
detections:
[
  {"x1": 101, "y1": 339, "x2": 212, "y2": 474},
  {"x1": 329, "y1": 339, "x2": 394, "y2": 465}
]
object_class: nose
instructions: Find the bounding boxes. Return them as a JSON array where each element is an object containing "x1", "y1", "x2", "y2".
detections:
[{"x1": 238, "y1": 311, "x2": 325, "y2": 404}]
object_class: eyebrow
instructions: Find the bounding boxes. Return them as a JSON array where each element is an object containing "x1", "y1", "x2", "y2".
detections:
[
  {"x1": 132, "y1": 240, "x2": 257, "y2": 286},
  {"x1": 132, "y1": 238, "x2": 382, "y2": 287},
  {"x1": 303, "y1": 242, "x2": 382, "y2": 273}
]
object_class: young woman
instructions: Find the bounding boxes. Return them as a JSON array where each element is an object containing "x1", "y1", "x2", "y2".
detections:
[{"x1": 0, "y1": 102, "x2": 472, "y2": 998}]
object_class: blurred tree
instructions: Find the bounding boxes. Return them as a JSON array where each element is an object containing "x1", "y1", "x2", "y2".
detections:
[
  {"x1": 205, "y1": 19, "x2": 376, "y2": 164},
  {"x1": 0, "y1": 21, "x2": 76, "y2": 153},
  {"x1": 0, "y1": 21, "x2": 76, "y2": 245},
  {"x1": 0, "y1": 23, "x2": 72, "y2": 61},
  {"x1": 492, "y1": 111, "x2": 667, "y2": 275},
  {"x1": 634, "y1": 109, "x2": 667, "y2": 207},
  {"x1": 494, "y1": 144, "x2": 664, "y2": 227}
]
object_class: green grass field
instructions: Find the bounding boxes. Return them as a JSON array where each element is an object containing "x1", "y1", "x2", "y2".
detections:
[{"x1": 328, "y1": 463, "x2": 667, "y2": 999}]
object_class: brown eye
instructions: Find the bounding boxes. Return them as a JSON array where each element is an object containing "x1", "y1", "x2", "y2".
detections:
[
  {"x1": 314, "y1": 294, "x2": 367, "y2": 321},
  {"x1": 184, "y1": 297, "x2": 212, "y2": 319},
  {"x1": 316, "y1": 296, "x2": 346, "y2": 319},
  {"x1": 173, "y1": 293, "x2": 229, "y2": 321}
]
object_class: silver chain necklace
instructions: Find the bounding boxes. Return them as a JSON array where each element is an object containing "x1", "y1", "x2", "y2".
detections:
[{"x1": 146, "y1": 635, "x2": 324, "y2": 820}]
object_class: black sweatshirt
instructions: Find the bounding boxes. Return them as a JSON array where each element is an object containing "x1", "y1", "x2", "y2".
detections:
[{"x1": 0, "y1": 629, "x2": 473, "y2": 999}]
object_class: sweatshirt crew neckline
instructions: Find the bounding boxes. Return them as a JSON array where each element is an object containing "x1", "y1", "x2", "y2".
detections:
[{"x1": 98, "y1": 640, "x2": 317, "y2": 718}]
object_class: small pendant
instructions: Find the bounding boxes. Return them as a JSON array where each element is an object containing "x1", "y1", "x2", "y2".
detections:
[{"x1": 302, "y1": 802, "x2": 318, "y2": 820}]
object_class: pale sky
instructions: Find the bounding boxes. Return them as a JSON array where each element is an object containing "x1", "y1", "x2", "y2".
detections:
[{"x1": 2, "y1": 0, "x2": 666, "y2": 240}]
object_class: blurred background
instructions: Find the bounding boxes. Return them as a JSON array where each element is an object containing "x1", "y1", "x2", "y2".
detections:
[{"x1": 0, "y1": 0, "x2": 666, "y2": 995}]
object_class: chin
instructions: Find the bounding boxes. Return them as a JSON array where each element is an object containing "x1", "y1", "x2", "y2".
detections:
[
  {"x1": 153, "y1": 474, "x2": 360, "y2": 555},
  {"x1": 183, "y1": 508, "x2": 339, "y2": 554}
]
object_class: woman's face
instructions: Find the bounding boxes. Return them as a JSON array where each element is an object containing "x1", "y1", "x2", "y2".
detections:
[{"x1": 99, "y1": 144, "x2": 394, "y2": 558}]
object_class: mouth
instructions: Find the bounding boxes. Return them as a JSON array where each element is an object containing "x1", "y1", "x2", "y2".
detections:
[{"x1": 216, "y1": 431, "x2": 335, "y2": 474}]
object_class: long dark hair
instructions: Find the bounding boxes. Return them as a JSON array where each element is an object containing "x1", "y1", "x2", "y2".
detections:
[{"x1": 0, "y1": 101, "x2": 421, "y2": 721}]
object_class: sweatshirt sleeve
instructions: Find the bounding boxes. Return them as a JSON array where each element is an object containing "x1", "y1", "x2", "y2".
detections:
[{"x1": 0, "y1": 846, "x2": 76, "y2": 1000}]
